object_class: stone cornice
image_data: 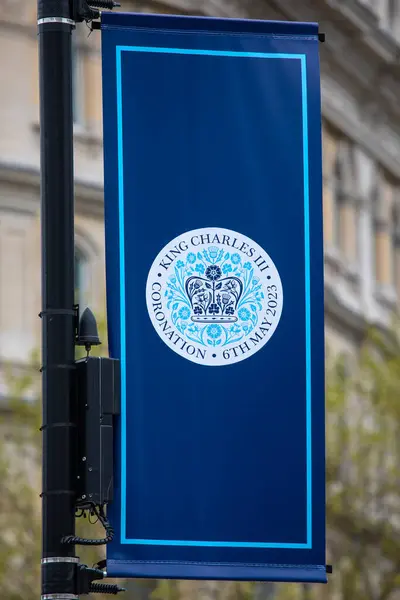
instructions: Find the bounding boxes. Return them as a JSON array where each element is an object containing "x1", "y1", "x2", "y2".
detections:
[
  {"x1": 322, "y1": 0, "x2": 398, "y2": 62},
  {"x1": 267, "y1": 0, "x2": 400, "y2": 120},
  {"x1": 0, "y1": 161, "x2": 104, "y2": 218},
  {"x1": 0, "y1": 18, "x2": 37, "y2": 39},
  {"x1": 324, "y1": 284, "x2": 399, "y2": 343},
  {"x1": 321, "y1": 90, "x2": 400, "y2": 180},
  {"x1": 324, "y1": 286, "x2": 367, "y2": 340},
  {"x1": 141, "y1": 0, "x2": 400, "y2": 123}
]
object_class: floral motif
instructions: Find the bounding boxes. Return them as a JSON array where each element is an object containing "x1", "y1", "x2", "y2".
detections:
[
  {"x1": 224, "y1": 280, "x2": 237, "y2": 292},
  {"x1": 205, "y1": 265, "x2": 222, "y2": 281},
  {"x1": 231, "y1": 253, "x2": 241, "y2": 264},
  {"x1": 207, "y1": 324, "x2": 222, "y2": 339},
  {"x1": 208, "y1": 246, "x2": 219, "y2": 260},
  {"x1": 164, "y1": 246, "x2": 268, "y2": 348},
  {"x1": 209, "y1": 303, "x2": 220, "y2": 315},
  {"x1": 239, "y1": 308, "x2": 251, "y2": 321},
  {"x1": 179, "y1": 307, "x2": 190, "y2": 320},
  {"x1": 195, "y1": 263, "x2": 205, "y2": 274},
  {"x1": 223, "y1": 263, "x2": 233, "y2": 274}
]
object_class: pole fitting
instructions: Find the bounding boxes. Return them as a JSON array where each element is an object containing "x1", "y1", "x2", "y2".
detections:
[
  {"x1": 41, "y1": 596, "x2": 79, "y2": 600},
  {"x1": 38, "y1": 0, "x2": 71, "y2": 20},
  {"x1": 41, "y1": 557, "x2": 80, "y2": 565},
  {"x1": 77, "y1": 565, "x2": 124, "y2": 595},
  {"x1": 41, "y1": 560, "x2": 78, "y2": 598},
  {"x1": 89, "y1": 0, "x2": 121, "y2": 8},
  {"x1": 73, "y1": 0, "x2": 120, "y2": 23},
  {"x1": 89, "y1": 583, "x2": 126, "y2": 595},
  {"x1": 41, "y1": 595, "x2": 79, "y2": 600}
]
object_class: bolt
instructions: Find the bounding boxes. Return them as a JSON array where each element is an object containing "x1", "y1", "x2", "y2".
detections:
[
  {"x1": 77, "y1": 475, "x2": 80, "y2": 479},
  {"x1": 82, "y1": 457, "x2": 86, "y2": 461},
  {"x1": 89, "y1": 494, "x2": 93, "y2": 498},
  {"x1": 88, "y1": 467, "x2": 92, "y2": 472},
  {"x1": 82, "y1": 495, "x2": 86, "y2": 499}
]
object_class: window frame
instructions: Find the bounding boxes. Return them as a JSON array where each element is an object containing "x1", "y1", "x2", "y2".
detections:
[{"x1": 71, "y1": 25, "x2": 85, "y2": 126}]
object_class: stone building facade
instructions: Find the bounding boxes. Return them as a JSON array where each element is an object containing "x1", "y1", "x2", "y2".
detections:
[
  {"x1": 0, "y1": 2, "x2": 106, "y2": 399},
  {"x1": 1, "y1": 0, "x2": 400, "y2": 385}
]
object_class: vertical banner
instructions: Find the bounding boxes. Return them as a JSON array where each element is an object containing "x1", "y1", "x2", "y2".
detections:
[{"x1": 102, "y1": 12, "x2": 326, "y2": 583}]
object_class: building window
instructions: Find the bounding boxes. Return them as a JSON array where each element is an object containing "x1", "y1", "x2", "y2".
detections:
[
  {"x1": 333, "y1": 151, "x2": 345, "y2": 251},
  {"x1": 391, "y1": 194, "x2": 400, "y2": 301},
  {"x1": 372, "y1": 172, "x2": 396, "y2": 288},
  {"x1": 389, "y1": 0, "x2": 400, "y2": 36},
  {"x1": 322, "y1": 122, "x2": 359, "y2": 259},
  {"x1": 333, "y1": 141, "x2": 359, "y2": 264},
  {"x1": 332, "y1": 142, "x2": 356, "y2": 256},
  {"x1": 372, "y1": 178, "x2": 381, "y2": 283},
  {"x1": 381, "y1": 0, "x2": 400, "y2": 33},
  {"x1": 71, "y1": 27, "x2": 84, "y2": 125},
  {"x1": 388, "y1": 0, "x2": 398, "y2": 21},
  {"x1": 392, "y1": 203, "x2": 398, "y2": 285},
  {"x1": 75, "y1": 247, "x2": 88, "y2": 310}
]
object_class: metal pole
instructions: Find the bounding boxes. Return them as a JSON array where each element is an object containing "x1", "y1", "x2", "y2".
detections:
[{"x1": 37, "y1": 1, "x2": 77, "y2": 598}]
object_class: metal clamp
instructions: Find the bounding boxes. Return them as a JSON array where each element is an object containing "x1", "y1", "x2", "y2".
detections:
[
  {"x1": 41, "y1": 557, "x2": 80, "y2": 565},
  {"x1": 41, "y1": 595, "x2": 79, "y2": 600},
  {"x1": 39, "y1": 309, "x2": 77, "y2": 318},
  {"x1": 38, "y1": 17, "x2": 75, "y2": 26}
]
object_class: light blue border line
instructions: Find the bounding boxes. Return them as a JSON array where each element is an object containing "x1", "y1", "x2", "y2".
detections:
[
  {"x1": 300, "y1": 54, "x2": 312, "y2": 547},
  {"x1": 116, "y1": 48, "x2": 127, "y2": 538},
  {"x1": 116, "y1": 45, "x2": 312, "y2": 550}
]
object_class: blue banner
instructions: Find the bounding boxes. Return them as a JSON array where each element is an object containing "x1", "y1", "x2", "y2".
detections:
[{"x1": 101, "y1": 12, "x2": 326, "y2": 583}]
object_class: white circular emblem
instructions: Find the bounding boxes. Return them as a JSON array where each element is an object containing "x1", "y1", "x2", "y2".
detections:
[{"x1": 146, "y1": 228, "x2": 283, "y2": 366}]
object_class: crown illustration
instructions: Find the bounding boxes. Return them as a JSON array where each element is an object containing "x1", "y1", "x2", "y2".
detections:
[{"x1": 185, "y1": 265, "x2": 244, "y2": 323}]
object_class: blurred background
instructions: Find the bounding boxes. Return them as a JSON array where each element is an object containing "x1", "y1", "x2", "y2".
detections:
[{"x1": 0, "y1": 0, "x2": 400, "y2": 599}]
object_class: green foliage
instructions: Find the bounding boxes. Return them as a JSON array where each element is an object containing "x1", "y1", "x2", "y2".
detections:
[
  {"x1": 323, "y1": 328, "x2": 400, "y2": 600},
  {"x1": 0, "y1": 325, "x2": 399, "y2": 599},
  {"x1": 0, "y1": 317, "x2": 117, "y2": 600},
  {"x1": 0, "y1": 351, "x2": 41, "y2": 599}
]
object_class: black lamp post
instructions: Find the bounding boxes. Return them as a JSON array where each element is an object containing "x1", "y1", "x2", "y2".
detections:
[{"x1": 38, "y1": 2, "x2": 118, "y2": 597}]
